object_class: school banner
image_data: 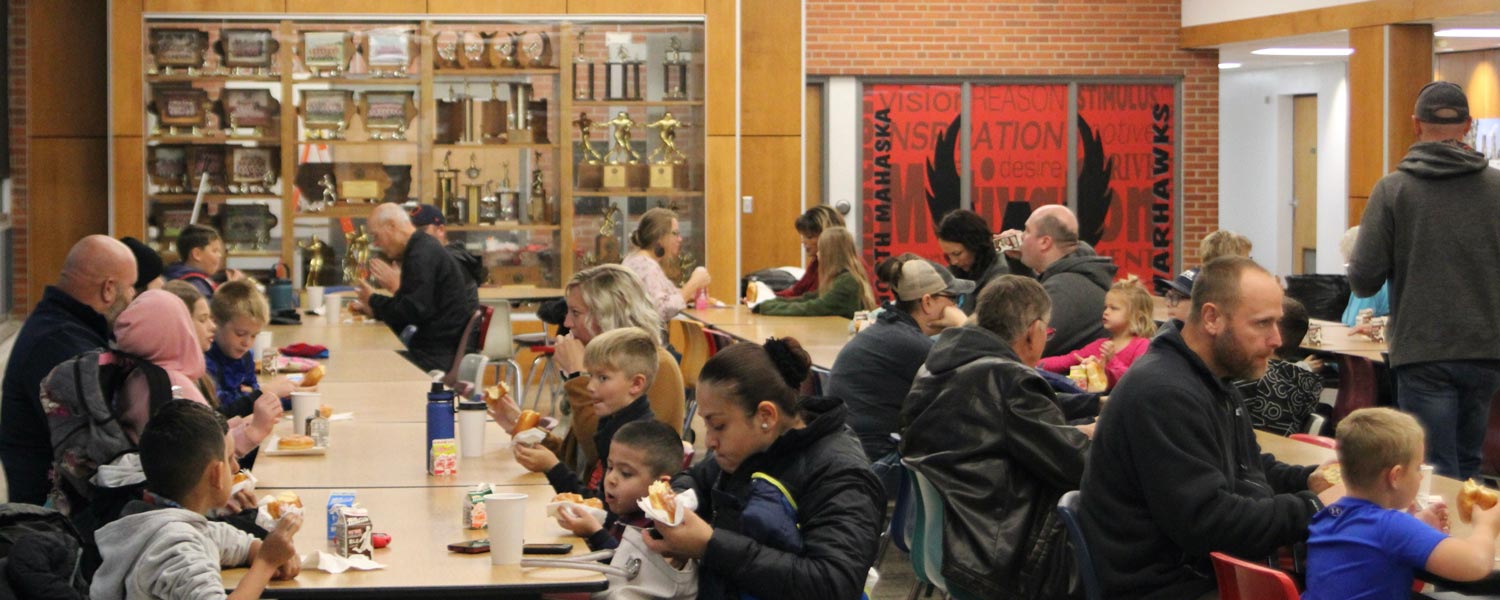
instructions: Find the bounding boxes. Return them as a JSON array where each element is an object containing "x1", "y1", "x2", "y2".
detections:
[
  {"x1": 1077, "y1": 83, "x2": 1176, "y2": 284},
  {"x1": 970, "y1": 85, "x2": 1069, "y2": 232},
  {"x1": 861, "y1": 84, "x2": 961, "y2": 289}
]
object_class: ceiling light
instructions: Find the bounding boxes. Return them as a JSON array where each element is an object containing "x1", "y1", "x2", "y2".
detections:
[
  {"x1": 1218, "y1": 62, "x2": 1242, "y2": 69},
  {"x1": 1436, "y1": 29, "x2": 1500, "y2": 38},
  {"x1": 1251, "y1": 48, "x2": 1354, "y2": 56}
]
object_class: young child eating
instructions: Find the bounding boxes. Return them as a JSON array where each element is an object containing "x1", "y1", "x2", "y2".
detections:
[
  {"x1": 554, "y1": 420, "x2": 684, "y2": 550},
  {"x1": 164, "y1": 224, "x2": 241, "y2": 300},
  {"x1": 1038, "y1": 276, "x2": 1156, "y2": 389},
  {"x1": 205, "y1": 280, "x2": 299, "y2": 418}
]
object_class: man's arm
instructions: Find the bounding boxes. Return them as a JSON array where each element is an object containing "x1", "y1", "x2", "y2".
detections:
[
  {"x1": 1347, "y1": 182, "x2": 1394, "y2": 297},
  {"x1": 368, "y1": 243, "x2": 440, "y2": 328},
  {"x1": 1001, "y1": 371, "x2": 1089, "y2": 489}
]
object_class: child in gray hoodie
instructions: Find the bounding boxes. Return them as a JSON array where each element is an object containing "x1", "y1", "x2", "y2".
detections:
[{"x1": 90, "y1": 401, "x2": 301, "y2": 599}]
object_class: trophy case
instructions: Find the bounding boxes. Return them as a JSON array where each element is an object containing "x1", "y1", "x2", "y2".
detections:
[{"x1": 138, "y1": 16, "x2": 705, "y2": 288}]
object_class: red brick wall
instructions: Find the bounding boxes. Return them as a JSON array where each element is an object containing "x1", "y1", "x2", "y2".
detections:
[
  {"x1": 8, "y1": 0, "x2": 25, "y2": 317},
  {"x1": 806, "y1": 0, "x2": 1221, "y2": 254}
]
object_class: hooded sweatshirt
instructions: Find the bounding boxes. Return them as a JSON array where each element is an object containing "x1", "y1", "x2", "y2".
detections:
[
  {"x1": 1038, "y1": 253, "x2": 1117, "y2": 357},
  {"x1": 90, "y1": 501, "x2": 256, "y2": 600},
  {"x1": 1347, "y1": 140, "x2": 1500, "y2": 367},
  {"x1": 115, "y1": 291, "x2": 268, "y2": 456}
]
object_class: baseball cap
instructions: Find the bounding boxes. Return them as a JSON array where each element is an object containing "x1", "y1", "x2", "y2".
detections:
[
  {"x1": 1414, "y1": 81, "x2": 1470, "y2": 124},
  {"x1": 120, "y1": 236, "x2": 163, "y2": 291},
  {"x1": 409, "y1": 204, "x2": 445, "y2": 227},
  {"x1": 894, "y1": 260, "x2": 976, "y2": 302},
  {"x1": 1153, "y1": 267, "x2": 1198, "y2": 297}
]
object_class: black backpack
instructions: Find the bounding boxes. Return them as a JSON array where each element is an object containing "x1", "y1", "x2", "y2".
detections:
[{"x1": 0, "y1": 503, "x2": 88, "y2": 599}]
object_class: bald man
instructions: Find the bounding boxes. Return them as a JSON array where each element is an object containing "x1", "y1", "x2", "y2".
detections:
[
  {"x1": 2, "y1": 235, "x2": 137, "y2": 504},
  {"x1": 1004, "y1": 205, "x2": 1118, "y2": 356},
  {"x1": 352, "y1": 203, "x2": 478, "y2": 372}
]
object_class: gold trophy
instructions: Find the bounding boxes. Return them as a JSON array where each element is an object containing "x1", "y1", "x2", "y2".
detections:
[
  {"x1": 662, "y1": 36, "x2": 689, "y2": 100},
  {"x1": 497, "y1": 162, "x2": 521, "y2": 224},
  {"x1": 527, "y1": 150, "x2": 551, "y2": 225},
  {"x1": 574, "y1": 112, "x2": 605, "y2": 189},
  {"x1": 344, "y1": 226, "x2": 372, "y2": 284},
  {"x1": 603, "y1": 111, "x2": 647, "y2": 190},
  {"x1": 647, "y1": 112, "x2": 690, "y2": 190},
  {"x1": 299, "y1": 235, "x2": 331, "y2": 287},
  {"x1": 571, "y1": 28, "x2": 595, "y2": 100},
  {"x1": 437, "y1": 151, "x2": 464, "y2": 223},
  {"x1": 595, "y1": 204, "x2": 622, "y2": 264}
]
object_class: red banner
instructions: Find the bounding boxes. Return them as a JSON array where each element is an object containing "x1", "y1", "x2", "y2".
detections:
[
  {"x1": 1078, "y1": 84, "x2": 1175, "y2": 284},
  {"x1": 971, "y1": 84, "x2": 1069, "y2": 231},
  {"x1": 861, "y1": 84, "x2": 962, "y2": 290}
]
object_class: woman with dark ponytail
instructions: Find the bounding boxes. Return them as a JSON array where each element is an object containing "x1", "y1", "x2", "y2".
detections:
[
  {"x1": 623, "y1": 207, "x2": 712, "y2": 324},
  {"x1": 642, "y1": 337, "x2": 883, "y2": 600}
]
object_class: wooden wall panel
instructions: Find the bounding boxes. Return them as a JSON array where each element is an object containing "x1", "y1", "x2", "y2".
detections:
[
  {"x1": 568, "y1": 0, "x2": 703, "y2": 14},
  {"x1": 1436, "y1": 49, "x2": 1500, "y2": 120},
  {"x1": 29, "y1": 0, "x2": 105, "y2": 138},
  {"x1": 112, "y1": 0, "x2": 144, "y2": 137},
  {"x1": 1181, "y1": 0, "x2": 1492, "y2": 49},
  {"x1": 705, "y1": 0, "x2": 736, "y2": 136},
  {"x1": 1386, "y1": 25, "x2": 1433, "y2": 170},
  {"x1": 144, "y1": 0, "x2": 283, "y2": 11},
  {"x1": 805, "y1": 83, "x2": 822, "y2": 210},
  {"x1": 427, "y1": 0, "x2": 557, "y2": 13},
  {"x1": 113, "y1": 139, "x2": 147, "y2": 240},
  {"x1": 739, "y1": 135, "x2": 801, "y2": 274},
  {"x1": 29, "y1": 139, "x2": 110, "y2": 300},
  {"x1": 740, "y1": 0, "x2": 799, "y2": 136},
  {"x1": 706, "y1": 135, "x2": 736, "y2": 300},
  {"x1": 1348, "y1": 26, "x2": 1386, "y2": 201},
  {"x1": 285, "y1": 0, "x2": 421, "y2": 12}
]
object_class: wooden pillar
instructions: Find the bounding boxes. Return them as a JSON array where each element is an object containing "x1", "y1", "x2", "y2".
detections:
[
  {"x1": 1347, "y1": 24, "x2": 1433, "y2": 226},
  {"x1": 737, "y1": 0, "x2": 803, "y2": 277}
]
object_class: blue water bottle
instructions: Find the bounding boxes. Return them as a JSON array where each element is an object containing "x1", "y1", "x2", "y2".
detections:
[{"x1": 426, "y1": 382, "x2": 455, "y2": 474}]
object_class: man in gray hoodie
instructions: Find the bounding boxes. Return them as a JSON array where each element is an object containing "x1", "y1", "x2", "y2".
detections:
[
  {"x1": 1011, "y1": 205, "x2": 1119, "y2": 356},
  {"x1": 1347, "y1": 81, "x2": 1500, "y2": 479}
]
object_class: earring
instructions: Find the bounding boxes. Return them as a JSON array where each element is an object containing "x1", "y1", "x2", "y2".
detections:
[
  {"x1": 760, "y1": 423, "x2": 769, "y2": 430},
  {"x1": 654, "y1": 245, "x2": 666, "y2": 258}
]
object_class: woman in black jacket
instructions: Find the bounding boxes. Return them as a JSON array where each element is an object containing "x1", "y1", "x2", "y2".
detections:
[
  {"x1": 937, "y1": 209, "x2": 1008, "y2": 308},
  {"x1": 643, "y1": 338, "x2": 884, "y2": 600}
]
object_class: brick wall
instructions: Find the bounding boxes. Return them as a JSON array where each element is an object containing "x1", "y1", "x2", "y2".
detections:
[
  {"x1": 8, "y1": 0, "x2": 25, "y2": 317},
  {"x1": 806, "y1": 0, "x2": 1221, "y2": 252}
]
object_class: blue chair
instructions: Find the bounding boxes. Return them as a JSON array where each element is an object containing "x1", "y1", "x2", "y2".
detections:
[
  {"x1": 908, "y1": 469, "x2": 949, "y2": 597},
  {"x1": 1056, "y1": 490, "x2": 1102, "y2": 600}
]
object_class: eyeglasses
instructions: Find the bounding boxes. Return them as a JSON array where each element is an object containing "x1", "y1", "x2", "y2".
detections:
[
  {"x1": 1046, "y1": 327, "x2": 1056, "y2": 341},
  {"x1": 1164, "y1": 292, "x2": 1187, "y2": 308}
]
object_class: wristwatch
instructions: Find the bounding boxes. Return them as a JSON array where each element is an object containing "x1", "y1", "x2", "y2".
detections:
[{"x1": 560, "y1": 370, "x2": 585, "y2": 382}]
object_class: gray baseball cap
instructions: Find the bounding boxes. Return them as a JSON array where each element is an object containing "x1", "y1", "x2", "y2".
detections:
[{"x1": 894, "y1": 260, "x2": 976, "y2": 302}]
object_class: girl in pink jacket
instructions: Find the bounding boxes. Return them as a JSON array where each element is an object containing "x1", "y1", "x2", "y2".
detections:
[{"x1": 1039, "y1": 277, "x2": 1156, "y2": 389}]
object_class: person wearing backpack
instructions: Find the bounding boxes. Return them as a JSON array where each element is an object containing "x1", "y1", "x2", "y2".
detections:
[
  {"x1": 163, "y1": 225, "x2": 245, "y2": 301},
  {"x1": 1, "y1": 235, "x2": 138, "y2": 505}
]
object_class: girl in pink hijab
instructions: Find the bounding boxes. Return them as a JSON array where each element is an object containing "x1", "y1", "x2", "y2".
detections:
[{"x1": 115, "y1": 289, "x2": 279, "y2": 456}]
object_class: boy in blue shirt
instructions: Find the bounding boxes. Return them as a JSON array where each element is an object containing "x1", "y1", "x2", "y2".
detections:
[
  {"x1": 205, "y1": 280, "x2": 298, "y2": 418},
  {"x1": 1305, "y1": 407, "x2": 1500, "y2": 599}
]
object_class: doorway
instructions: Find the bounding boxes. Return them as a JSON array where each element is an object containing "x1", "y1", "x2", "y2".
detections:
[{"x1": 1292, "y1": 95, "x2": 1318, "y2": 274}]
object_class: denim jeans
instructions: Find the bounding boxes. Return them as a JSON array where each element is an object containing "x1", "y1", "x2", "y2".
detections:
[{"x1": 1395, "y1": 360, "x2": 1500, "y2": 479}]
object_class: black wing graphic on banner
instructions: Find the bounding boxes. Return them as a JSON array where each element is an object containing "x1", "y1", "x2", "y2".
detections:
[
  {"x1": 1076, "y1": 115, "x2": 1115, "y2": 247},
  {"x1": 925, "y1": 114, "x2": 963, "y2": 229}
]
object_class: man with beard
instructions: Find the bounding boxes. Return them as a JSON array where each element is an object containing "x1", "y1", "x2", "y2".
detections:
[
  {"x1": 2, "y1": 235, "x2": 138, "y2": 504},
  {"x1": 1078, "y1": 256, "x2": 1344, "y2": 599}
]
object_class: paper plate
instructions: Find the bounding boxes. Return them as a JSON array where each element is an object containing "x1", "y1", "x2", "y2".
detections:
[{"x1": 262, "y1": 435, "x2": 328, "y2": 456}]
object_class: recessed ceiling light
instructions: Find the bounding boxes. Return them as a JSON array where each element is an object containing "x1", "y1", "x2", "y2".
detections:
[
  {"x1": 1251, "y1": 48, "x2": 1354, "y2": 56},
  {"x1": 1218, "y1": 62, "x2": 1242, "y2": 69},
  {"x1": 1436, "y1": 29, "x2": 1500, "y2": 38}
]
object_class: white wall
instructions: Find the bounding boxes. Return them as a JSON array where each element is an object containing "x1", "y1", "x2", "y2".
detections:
[
  {"x1": 1183, "y1": 0, "x2": 1364, "y2": 28},
  {"x1": 1219, "y1": 63, "x2": 1349, "y2": 275}
]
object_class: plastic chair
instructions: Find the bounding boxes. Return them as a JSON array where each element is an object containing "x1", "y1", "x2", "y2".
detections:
[
  {"x1": 673, "y1": 319, "x2": 712, "y2": 439},
  {"x1": 1289, "y1": 433, "x2": 1337, "y2": 450},
  {"x1": 477, "y1": 301, "x2": 523, "y2": 405},
  {"x1": 1331, "y1": 354, "x2": 1380, "y2": 425},
  {"x1": 440, "y1": 308, "x2": 485, "y2": 392},
  {"x1": 877, "y1": 462, "x2": 914, "y2": 568},
  {"x1": 1056, "y1": 491, "x2": 1103, "y2": 600},
  {"x1": 908, "y1": 470, "x2": 949, "y2": 596},
  {"x1": 1209, "y1": 551, "x2": 1300, "y2": 600}
]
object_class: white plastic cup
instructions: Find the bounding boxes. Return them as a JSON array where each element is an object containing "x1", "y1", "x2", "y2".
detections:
[
  {"x1": 484, "y1": 493, "x2": 528, "y2": 565},
  {"x1": 306, "y1": 286, "x2": 325, "y2": 312},
  {"x1": 324, "y1": 293, "x2": 342, "y2": 318},
  {"x1": 457, "y1": 401, "x2": 487, "y2": 458},
  {"x1": 1420, "y1": 464, "x2": 1435, "y2": 498},
  {"x1": 290, "y1": 392, "x2": 321, "y2": 435},
  {"x1": 254, "y1": 331, "x2": 273, "y2": 361}
]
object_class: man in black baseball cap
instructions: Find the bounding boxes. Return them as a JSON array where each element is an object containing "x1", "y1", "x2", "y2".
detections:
[{"x1": 1348, "y1": 80, "x2": 1500, "y2": 479}]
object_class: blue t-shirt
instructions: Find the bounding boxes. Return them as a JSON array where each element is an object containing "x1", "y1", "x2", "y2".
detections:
[{"x1": 1304, "y1": 497, "x2": 1447, "y2": 600}]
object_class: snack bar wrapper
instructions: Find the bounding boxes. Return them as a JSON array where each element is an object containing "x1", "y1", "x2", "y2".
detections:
[
  {"x1": 301, "y1": 550, "x2": 385, "y2": 574},
  {"x1": 231, "y1": 470, "x2": 257, "y2": 497},
  {"x1": 463, "y1": 484, "x2": 493, "y2": 530},
  {"x1": 636, "y1": 489, "x2": 699, "y2": 527},
  {"x1": 512, "y1": 428, "x2": 547, "y2": 447},
  {"x1": 254, "y1": 494, "x2": 303, "y2": 532},
  {"x1": 546, "y1": 500, "x2": 608, "y2": 524}
]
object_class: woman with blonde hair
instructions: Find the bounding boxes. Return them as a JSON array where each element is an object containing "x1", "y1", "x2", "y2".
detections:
[
  {"x1": 754, "y1": 226, "x2": 876, "y2": 318},
  {"x1": 776, "y1": 205, "x2": 846, "y2": 298},
  {"x1": 623, "y1": 207, "x2": 711, "y2": 323},
  {"x1": 489, "y1": 264, "x2": 685, "y2": 472}
]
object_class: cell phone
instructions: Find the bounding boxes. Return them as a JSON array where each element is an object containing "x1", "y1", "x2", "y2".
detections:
[
  {"x1": 447, "y1": 539, "x2": 490, "y2": 554},
  {"x1": 522, "y1": 543, "x2": 572, "y2": 555}
]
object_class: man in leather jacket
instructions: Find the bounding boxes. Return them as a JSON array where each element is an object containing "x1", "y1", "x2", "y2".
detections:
[{"x1": 901, "y1": 275, "x2": 1093, "y2": 599}]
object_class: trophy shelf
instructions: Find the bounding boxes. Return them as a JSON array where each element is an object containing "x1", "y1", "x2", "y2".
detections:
[
  {"x1": 296, "y1": 140, "x2": 417, "y2": 147},
  {"x1": 572, "y1": 100, "x2": 703, "y2": 108},
  {"x1": 148, "y1": 135, "x2": 281, "y2": 145},
  {"x1": 293, "y1": 204, "x2": 379, "y2": 218},
  {"x1": 146, "y1": 75, "x2": 281, "y2": 84},
  {"x1": 431, "y1": 143, "x2": 556, "y2": 151},
  {"x1": 445, "y1": 224, "x2": 561, "y2": 232},
  {"x1": 151, "y1": 193, "x2": 282, "y2": 202},
  {"x1": 573, "y1": 190, "x2": 702, "y2": 198},
  {"x1": 432, "y1": 68, "x2": 560, "y2": 77},
  {"x1": 290, "y1": 77, "x2": 421, "y2": 86}
]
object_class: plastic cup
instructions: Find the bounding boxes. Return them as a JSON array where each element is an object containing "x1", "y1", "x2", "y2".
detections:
[
  {"x1": 324, "y1": 293, "x2": 342, "y2": 318},
  {"x1": 1420, "y1": 464, "x2": 1434, "y2": 498},
  {"x1": 484, "y1": 493, "x2": 528, "y2": 565},
  {"x1": 254, "y1": 331, "x2": 273, "y2": 361},
  {"x1": 457, "y1": 401, "x2": 487, "y2": 457},
  {"x1": 306, "y1": 286, "x2": 325, "y2": 312},
  {"x1": 290, "y1": 392, "x2": 321, "y2": 435}
]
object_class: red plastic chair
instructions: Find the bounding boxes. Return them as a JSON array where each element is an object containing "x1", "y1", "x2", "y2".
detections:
[
  {"x1": 1210, "y1": 552, "x2": 1300, "y2": 600},
  {"x1": 1331, "y1": 355, "x2": 1380, "y2": 425},
  {"x1": 1289, "y1": 433, "x2": 1337, "y2": 450}
]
